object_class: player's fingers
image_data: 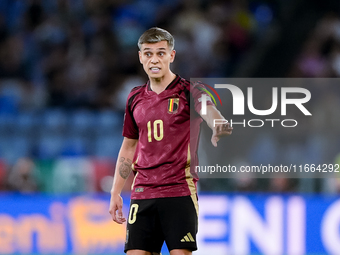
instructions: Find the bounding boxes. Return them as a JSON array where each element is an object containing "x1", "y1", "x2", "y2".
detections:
[
  {"x1": 218, "y1": 123, "x2": 231, "y2": 134},
  {"x1": 223, "y1": 123, "x2": 231, "y2": 130},
  {"x1": 214, "y1": 124, "x2": 220, "y2": 135},
  {"x1": 118, "y1": 206, "x2": 123, "y2": 216},
  {"x1": 115, "y1": 216, "x2": 125, "y2": 224},
  {"x1": 110, "y1": 209, "x2": 118, "y2": 222},
  {"x1": 117, "y1": 206, "x2": 126, "y2": 223},
  {"x1": 113, "y1": 212, "x2": 125, "y2": 224},
  {"x1": 109, "y1": 204, "x2": 123, "y2": 224},
  {"x1": 211, "y1": 135, "x2": 218, "y2": 147},
  {"x1": 224, "y1": 128, "x2": 232, "y2": 135},
  {"x1": 222, "y1": 124, "x2": 233, "y2": 135}
]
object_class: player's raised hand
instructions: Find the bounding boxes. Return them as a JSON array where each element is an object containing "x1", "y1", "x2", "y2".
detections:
[
  {"x1": 109, "y1": 194, "x2": 126, "y2": 224},
  {"x1": 211, "y1": 122, "x2": 233, "y2": 147}
]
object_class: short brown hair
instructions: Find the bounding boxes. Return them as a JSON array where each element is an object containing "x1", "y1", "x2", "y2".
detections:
[{"x1": 138, "y1": 27, "x2": 175, "y2": 51}]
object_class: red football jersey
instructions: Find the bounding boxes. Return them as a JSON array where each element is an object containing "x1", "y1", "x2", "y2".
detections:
[{"x1": 123, "y1": 75, "x2": 212, "y2": 199}]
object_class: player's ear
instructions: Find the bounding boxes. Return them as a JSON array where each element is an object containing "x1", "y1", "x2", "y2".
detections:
[
  {"x1": 138, "y1": 51, "x2": 143, "y2": 64},
  {"x1": 170, "y1": 50, "x2": 176, "y2": 63}
]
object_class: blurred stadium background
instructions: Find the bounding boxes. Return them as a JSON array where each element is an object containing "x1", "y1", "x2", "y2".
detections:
[{"x1": 0, "y1": 0, "x2": 340, "y2": 254}]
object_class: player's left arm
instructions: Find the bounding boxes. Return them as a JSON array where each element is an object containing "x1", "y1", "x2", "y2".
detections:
[{"x1": 200, "y1": 105, "x2": 233, "y2": 147}]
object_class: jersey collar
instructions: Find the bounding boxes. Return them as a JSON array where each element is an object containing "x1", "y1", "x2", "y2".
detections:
[{"x1": 147, "y1": 74, "x2": 181, "y2": 92}]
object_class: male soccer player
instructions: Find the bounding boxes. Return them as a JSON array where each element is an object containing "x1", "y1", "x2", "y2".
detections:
[{"x1": 109, "y1": 27, "x2": 232, "y2": 255}]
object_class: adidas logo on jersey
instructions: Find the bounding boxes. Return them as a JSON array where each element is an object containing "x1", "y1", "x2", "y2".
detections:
[{"x1": 180, "y1": 232, "x2": 195, "y2": 242}]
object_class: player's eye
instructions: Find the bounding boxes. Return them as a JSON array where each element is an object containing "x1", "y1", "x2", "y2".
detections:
[
  {"x1": 158, "y1": 52, "x2": 164, "y2": 56},
  {"x1": 145, "y1": 52, "x2": 151, "y2": 57}
]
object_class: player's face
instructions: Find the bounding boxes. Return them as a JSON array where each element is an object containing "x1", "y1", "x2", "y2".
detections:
[{"x1": 139, "y1": 41, "x2": 175, "y2": 79}]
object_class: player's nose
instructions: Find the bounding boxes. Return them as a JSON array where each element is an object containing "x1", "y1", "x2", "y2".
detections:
[{"x1": 151, "y1": 56, "x2": 159, "y2": 64}]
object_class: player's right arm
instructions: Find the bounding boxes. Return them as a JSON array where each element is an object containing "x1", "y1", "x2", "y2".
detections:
[{"x1": 109, "y1": 137, "x2": 138, "y2": 224}]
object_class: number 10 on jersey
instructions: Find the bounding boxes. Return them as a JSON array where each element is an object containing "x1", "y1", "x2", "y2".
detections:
[{"x1": 147, "y1": 120, "x2": 164, "y2": 142}]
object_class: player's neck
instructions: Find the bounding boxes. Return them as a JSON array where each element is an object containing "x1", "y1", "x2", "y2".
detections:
[{"x1": 149, "y1": 72, "x2": 176, "y2": 94}]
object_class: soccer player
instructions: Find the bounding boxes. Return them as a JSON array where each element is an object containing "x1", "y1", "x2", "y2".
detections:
[{"x1": 109, "y1": 27, "x2": 232, "y2": 255}]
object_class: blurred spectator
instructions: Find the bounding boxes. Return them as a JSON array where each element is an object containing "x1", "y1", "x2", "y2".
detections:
[
  {"x1": 290, "y1": 12, "x2": 340, "y2": 78},
  {"x1": 294, "y1": 41, "x2": 331, "y2": 77},
  {"x1": 269, "y1": 177, "x2": 297, "y2": 193},
  {"x1": 334, "y1": 153, "x2": 340, "y2": 193},
  {"x1": 6, "y1": 157, "x2": 38, "y2": 193},
  {"x1": 323, "y1": 153, "x2": 340, "y2": 193},
  {"x1": 234, "y1": 176, "x2": 258, "y2": 192},
  {"x1": 0, "y1": 159, "x2": 6, "y2": 191}
]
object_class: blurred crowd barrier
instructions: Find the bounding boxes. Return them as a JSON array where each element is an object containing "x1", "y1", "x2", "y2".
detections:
[
  {"x1": 0, "y1": 193, "x2": 340, "y2": 255},
  {"x1": 1, "y1": 155, "x2": 134, "y2": 193},
  {"x1": 0, "y1": 109, "x2": 137, "y2": 193}
]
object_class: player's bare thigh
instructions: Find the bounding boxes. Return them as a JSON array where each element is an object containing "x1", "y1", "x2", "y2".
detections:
[
  {"x1": 170, "y1": 249, "x2": 192, "y2": 255},
  {"x1": 127, "y1": 247, "x2": 191, "y2": 254},
  {"x1": 126, "y1": 250, "x2": 191, "y2": 255},
  {"x1": 127, "y1": 251, "x2": 161, "y2": 255},
  {"x1": 126, "y1": 249, "x2": 191, "y2": 255}
]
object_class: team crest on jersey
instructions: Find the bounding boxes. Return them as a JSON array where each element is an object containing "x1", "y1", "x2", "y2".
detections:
[{"x1": 168, "y1": 98, "x2": 179, "y2": 114}]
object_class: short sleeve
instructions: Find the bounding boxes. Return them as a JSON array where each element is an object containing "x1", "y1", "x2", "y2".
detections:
[
  {"x1": 190, "y1": 81, "x2": 214, "y2": 114},
  {"x1": 122, "y1": 93, "x2": 139, "y2": 139}
]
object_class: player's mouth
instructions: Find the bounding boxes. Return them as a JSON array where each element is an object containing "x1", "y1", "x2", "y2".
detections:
[{"x1": 150, "y1": 67, "x2": 161, "y2": 74}]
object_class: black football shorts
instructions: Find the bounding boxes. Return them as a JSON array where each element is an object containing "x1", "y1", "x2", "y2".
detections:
[{"x1": 124, "y1": 194, "x2": 198, "y2": 253}]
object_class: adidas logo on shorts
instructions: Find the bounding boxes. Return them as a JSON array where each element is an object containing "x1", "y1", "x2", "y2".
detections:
[{"x1": 180, "y1": 232, "x2": 195, "y2": 242}]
